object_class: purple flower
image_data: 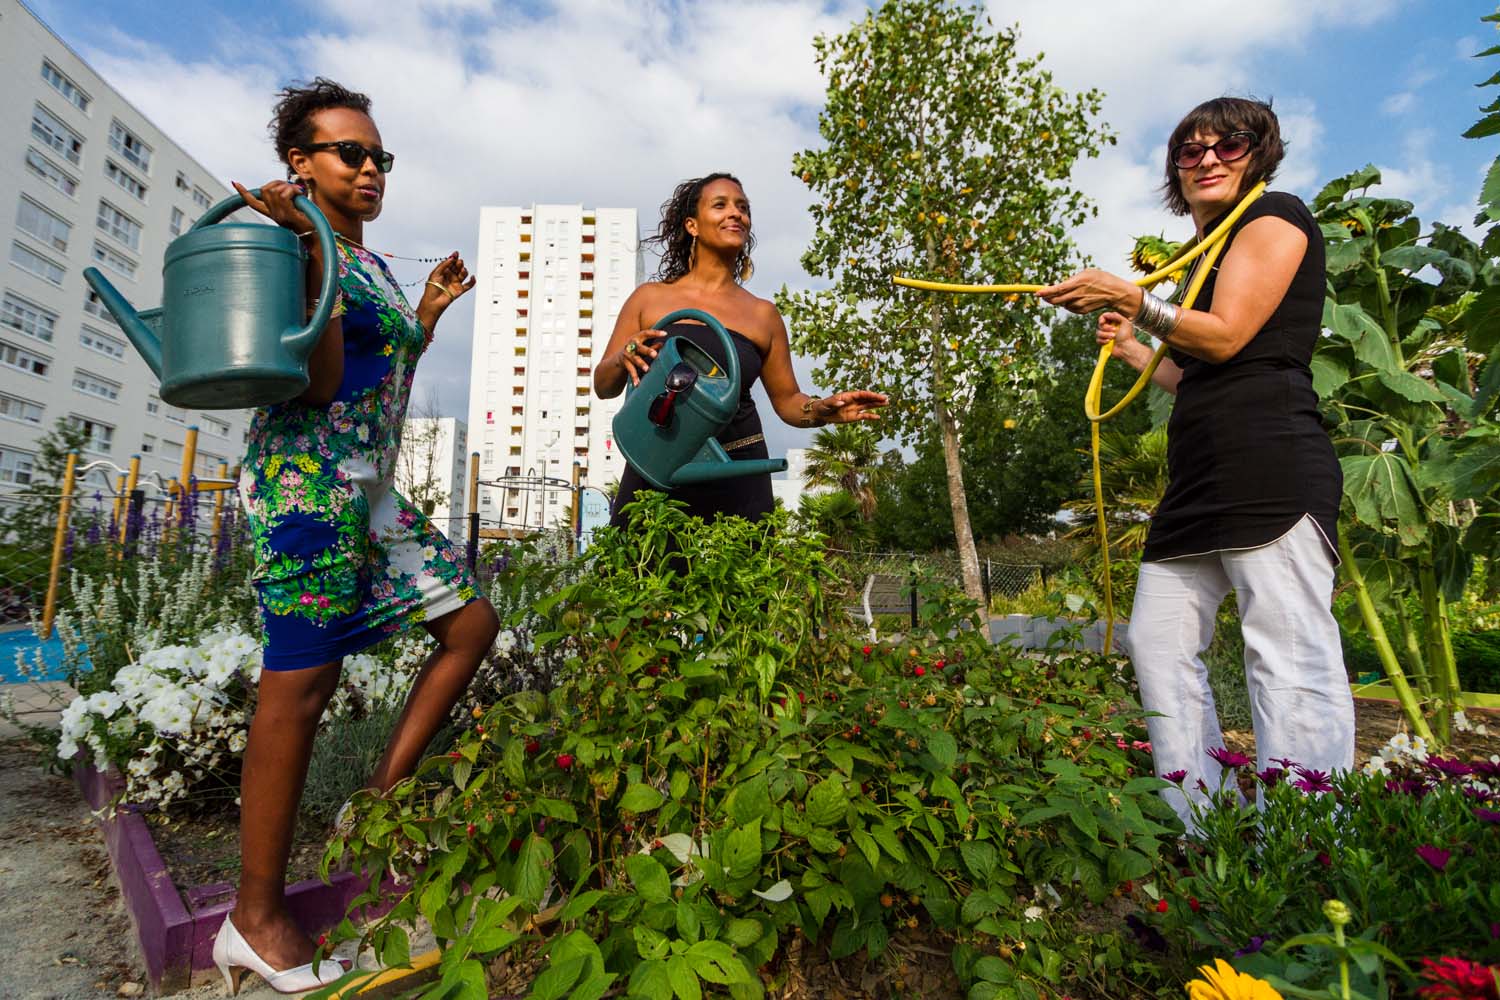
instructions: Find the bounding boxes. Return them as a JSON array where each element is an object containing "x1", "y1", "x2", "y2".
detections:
[
  {"x1": 1462, "y1": 786, "x2": 1494, "y2": 803},
  {"x1": 1387, "y1": 777, "x2": 1430, "y2": 798},
  {"x1": 1416, "y1": 845, "x2": 1451, "y2": 871},
  {"x1": 1162, "y1": 769, "x2": 1188, "y2": 784},
  {"x1": 1469, "y1": 758, "x2": 1500, "y2": 779},
  {"x1": 1207, "y1": 747, "x2": 1253, "y2": 769},
  {"x1": 1233, "y1": 935, "x2": 1269, "y2": 957},
  {"x1": 1425, "y1": 757, "x2": 1474, "y2": 779},
  {"x1": 1291, "y1": 767, "x2": 1334, "y2": 793},
  {"x1": 1474, "y1": 807, "x2": 1500, "y2": 825},
  {"x1": 1257, "y1": 767, "x2": 1285, "y2": 787},
  {"x1": 1270, "y1": 756, "x2": 1298, "y2": 770}
]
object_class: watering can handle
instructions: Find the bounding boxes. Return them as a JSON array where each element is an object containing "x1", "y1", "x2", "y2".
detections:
[
  {"x1": 651, "y1": 308, "x2": 741, "y2": 394},
  {"x1": 193, "y1": 188, "x2": 339, "y2": 361}
]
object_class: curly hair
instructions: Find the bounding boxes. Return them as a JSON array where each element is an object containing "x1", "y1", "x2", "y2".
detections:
[
  {"x1": 642, "y1": 173, "x2": 756, "y2": 283},
  {"x1": 267, "y1": 77, "x2": 373, "y2": 180},
  {"x1": 1161, "y1": 97, "x2": 1285, "y2": 216}
]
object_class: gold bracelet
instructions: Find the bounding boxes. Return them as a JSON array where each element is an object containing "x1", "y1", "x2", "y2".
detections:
[
  {"x1": 425, "y1": 280, "x2": 453, "y2": 299},
  {"x1": 802, "y1": 397, "x2": 825, "y2": 427}
]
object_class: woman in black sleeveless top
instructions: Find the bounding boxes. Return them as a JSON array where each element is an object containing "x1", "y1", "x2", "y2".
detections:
[
  {"x1": 595, "y1": 173, "x2": 886, "y2": 526},
  {"x1": 1039, "y1": 98, "x2": 1353, "y2": 831}
]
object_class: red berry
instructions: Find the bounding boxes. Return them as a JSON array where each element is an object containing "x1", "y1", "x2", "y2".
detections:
[
  {"x1": 475, "y1": 724, "x2": 485, "y2": 734},
  {"x1": 862, "y1": 645, "x2": 872, "y2": 656},
  {"x1": 317, "y1": 934, "x2": 327, "y2": 947},
  {"x1": 851, "y1": 724, "x2": 861, "y2": 735},
  {"x1": 934, "y1": 659, "x2": 946, "y2": 670},
  {"x1": 797, "y1": 692, "x2": 806, "y2": 704},
  {"x1": 777, "y1": 697, "x2": 787, "y2": 708},
  {"x1": 556, "y1": 753, "x2": 575, "y2": 770},
  {"x1": 1188, "y1": 897, "x2": 1201, "y2": 913},
  {"x1": 448, "y1": 751, "x2": 462, "y2": 759},
  {"x1": 1155, "y1": 899, "x2": 1169, "y2": 914},
  {"x1": 1121, "y1": 880, "x2": 1134, "y2": 893},
  {"x1": 509, "y1": 838, "x2": 523, "y2": 853},
  {"x1": 645, "y1": 665, "x2": 660, "y2": 677},
  {"x1": 524, "y1": 740, "x2": 540, "y2": 755},
  {"x1": 914, "y1": 665, "x2": 926, "y2": 677},
  {"x1": 466, "y1": 823, "x2": 476, "y2": 836}
]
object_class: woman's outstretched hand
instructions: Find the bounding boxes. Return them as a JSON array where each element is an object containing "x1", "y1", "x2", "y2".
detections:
[
  {"x1": 813, "y1": 390, "x2": 888, "y2": 425},
  {"x1": 1038, "y1": 268, "x2": 1143, "y2": 317},
  {"x1": 421, "y1": 252, "x2": 475, "y2": 315}
]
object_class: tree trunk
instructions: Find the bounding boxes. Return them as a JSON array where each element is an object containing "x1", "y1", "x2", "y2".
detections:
[{"x1": 923, "y1": 237, "x2": 984, "y2": 609}]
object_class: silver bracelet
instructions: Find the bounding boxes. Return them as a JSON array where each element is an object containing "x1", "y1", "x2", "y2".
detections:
[{"x1": 1133, "y1": 291, "x2": 1181, "y2": 340}]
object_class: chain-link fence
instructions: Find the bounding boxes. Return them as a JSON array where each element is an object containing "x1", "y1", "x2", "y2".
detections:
[{"x1": 824, "y1": 548, "x2": 1042, "y2": 605}]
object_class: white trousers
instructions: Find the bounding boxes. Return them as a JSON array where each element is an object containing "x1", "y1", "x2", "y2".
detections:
[{"x1": 1126, "y1": 515, "x2": 1354, "y2": 831}]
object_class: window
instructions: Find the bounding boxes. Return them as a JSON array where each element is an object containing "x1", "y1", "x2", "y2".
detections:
[
  {"x1": 16, "y1": 197, "x2": 72, "y2": 251},
  {"x1": 196, "y1": 450, "x2": 225, "y2": 477},
  {"x1": 145, "y1": 395, "x2": 160, "y2": 415},
  {"x1": 192, "y1": 186, "x2": 213, "y2": 210},
  {"x1": 72, "y1": 369, "x2": 121, "y2": 401},
  {"x1": 84, "y1": 289, "x2": 119, "y2": 325},
  {"x1": 2, "y1": 292, "x2": 57, "y2": 343},
  {"x1": 10, "y1": 243, "x2": 65, "y2": 285},
  {"x1": 108, "y1": 120, "x2": 151, "y2": 172},
  {"x1": 201, "y1": 415, "x2": 231, "y2": 437},
  {"x1": 169, "y1": 207, "x2": 184, "y2": 236},
  {"x1": 97, "y1": 201, "x2": 143, "y2": 250},
  {"x1": 91, "y1": 242, "x2": 136, "y2": 279},
  {"x1": 24, "y1": 148, "x2": 78, "y2": 197},
  {"x1": 69, "y1": 415, "x2": 114, "y2": 453},
  {"x1": 0, "y1": 391, "x2": 44, "y2": 425},
  {"x1": 41, "y1": 61, "x2": 89, "y2": 112},
  {"x1": 80, "y1": 326, "x2": 126, "y2": 360},
  {"x1": 141, "y1": 434, "x2": 156, "y2": 454},
  {"x1": 164, "y1": 403, "x2": 187, "y2": 425},
  {"x1": 105, "y1": 160, "x2": 148, "y2": 201},
  {"x1": 162, "y1": 439, "x2": 183, "y2": 460},
  {"x1": 0, "y1": 448, "x2": 37, "y2": 486},
  {"x1": 175, "y1": 172, "x2": 190, "y2": 192},
  {"x1": 31, "y1": 105, "x2": 83, "y2": 164},
  {"x1": 0, "y1": 339, "x2": 51, "y2": 376}
]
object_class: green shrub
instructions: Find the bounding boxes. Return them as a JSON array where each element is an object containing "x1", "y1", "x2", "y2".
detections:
[{"x1": 322, "y1": 495, "x2": 1181, "y2": 1000}]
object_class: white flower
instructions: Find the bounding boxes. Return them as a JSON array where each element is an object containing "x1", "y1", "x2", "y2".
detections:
[
  {"x1": 495, "y1": 630, "x2": 518, "y2": 655},
  {"x1": 1362, "y1": 756, "x2": 1389, "y2": 776},
  {"x1": 228, "y1": 731, "x2": 247, "y2": 753},
  {"x1": 1023, "y1": 905, "x2": 1045, "y2": 921}
]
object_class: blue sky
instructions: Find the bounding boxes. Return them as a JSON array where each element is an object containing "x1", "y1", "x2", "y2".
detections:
[{"x1": 24, "y1": 0, "x2": 1500, "y2": 454}]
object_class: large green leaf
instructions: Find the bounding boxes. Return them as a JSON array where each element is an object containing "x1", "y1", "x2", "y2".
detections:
[
  {"x1": 625, "y1": 854, "x2": 673, "y2": 904},
  {"x1": 1330, "y1": 303, "x2": 1397, "y2": 371},
  {"x1": 1341, "y1": 453, "x2": 1427, "y2": 545},
  {"x1": 722, "y1": 819, "x2": 763, "y2": 880},
  {"x1": 1375, "y1": 370, "x2": 1446, "y2": 404},
  {"x1": 1465, "y1": 285, "x2": 1500, "y2": 355},
  {"x1": 1310, "y1": 353, "x2": 1350, "y2": 399},
  {"x1": 1314, "y1": 165, "x2": 1381, "y2": 211},
  {"x1": 620, "y1": 784, "x2": 666, "y2": 813},
  {"x1": 805, "y1": 777, "x2": 847, "y2": 827}
]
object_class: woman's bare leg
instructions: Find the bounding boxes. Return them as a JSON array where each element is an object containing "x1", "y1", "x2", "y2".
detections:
[
  {"x1": 367, "y1": 599, "x2": 499, "y2": 792},
  {"x1": 229, "y1": 659, "x2": 343, "y2": 971}
]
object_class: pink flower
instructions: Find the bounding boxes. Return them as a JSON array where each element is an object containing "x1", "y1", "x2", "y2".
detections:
[
  {"x1": 1292, "y1": 766, "x2": 1334, "y2": 794},
  {"x1": 1415, "y1": 955, "x2": 1500, "y2": 999},
  {"x1": 1257, "y1": 767, "x2": 1285, "y2": 787},
  {"x1": 1416, "y1": 845, "x2": 1451, "y2": 871},
  {"x1": 1162, "y1": 770, "x2": 1188, "y2": 784},
  {"x1": 300, "y1": 593, "x2": 315, "y2": 605},
  {"x1": 1207, "y1": 747, "x2": 1252, "y2": 769},
  {"x1": 1132, "y1": 740, "x2": 1153, "y2": 752},
  {"x1": 317, "y1": 596, "x2": 330, "y2": 609}
]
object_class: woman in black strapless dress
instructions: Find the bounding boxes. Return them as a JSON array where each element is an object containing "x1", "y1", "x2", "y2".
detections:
[{"x1": 595, "y1": 173, "x2": 886, "y2": 526}]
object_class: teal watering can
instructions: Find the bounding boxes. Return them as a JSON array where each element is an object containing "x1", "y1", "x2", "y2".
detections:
[
  {"x1": 82, "y1": 188, "x2": 339, "y2": 409},
  {"x1": 612, "y1": 309, "x2": 787, "y2": 490}
]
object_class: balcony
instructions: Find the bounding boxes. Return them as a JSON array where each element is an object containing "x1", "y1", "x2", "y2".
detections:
[{"x1": 578, "y1": 318, "x2": 592, "y2": 331}]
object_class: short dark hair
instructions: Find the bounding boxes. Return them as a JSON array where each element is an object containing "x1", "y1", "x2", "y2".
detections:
[
  {"x1": 642, "y1": 173, "x2": 755, "y2": 283},
  {"x1": 268, "y1": 77, "x2": 373, "y2": 180},
  {"x1": 1162, "y1": 97, "x2": 1284, "y2": 216}
]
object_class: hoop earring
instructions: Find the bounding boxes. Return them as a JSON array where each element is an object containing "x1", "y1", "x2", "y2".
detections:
[{"x1": 688, "y1": 235, "x2": 697, "y2": 272}]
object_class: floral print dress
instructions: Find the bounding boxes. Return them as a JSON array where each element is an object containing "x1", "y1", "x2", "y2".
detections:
[{"x1": 239, "y1": 240, "x2": 478, "y2": 671}]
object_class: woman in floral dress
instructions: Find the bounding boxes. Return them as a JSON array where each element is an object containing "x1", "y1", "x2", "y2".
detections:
[{"x1": 214, "y1": 79, "x2": 499, "y2": 995}]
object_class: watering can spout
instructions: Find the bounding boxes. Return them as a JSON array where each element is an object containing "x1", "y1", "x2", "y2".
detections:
[
  {"x1": 83, "y1": 267, "x2": 162, "y2": 379},
  {"x1": 670, "y1": 438, "x2": 788, "y2": 485}
]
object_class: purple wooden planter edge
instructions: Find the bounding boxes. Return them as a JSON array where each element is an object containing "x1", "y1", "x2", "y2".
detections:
[{"x1": 74, "y1": 762, "x2": 398, "y2": 991}]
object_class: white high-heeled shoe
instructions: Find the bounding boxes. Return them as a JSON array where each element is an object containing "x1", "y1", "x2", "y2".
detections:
[{"x1": 212, "y1": 915, "x2": 345, "y2": 995}]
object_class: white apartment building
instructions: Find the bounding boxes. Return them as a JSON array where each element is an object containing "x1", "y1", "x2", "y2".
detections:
[
  {"x1": 0, "y1": 0, "x2": 253, "y2": 495},
  {"x1": 771, "y1": 447, "x2": 818, "y2": 511},
  {"x1": 466, "y1": 204, "x2": 642, "y2": 529},
  {"x1": 394, "y1": 415, "x2": 467, "y2": 530}
]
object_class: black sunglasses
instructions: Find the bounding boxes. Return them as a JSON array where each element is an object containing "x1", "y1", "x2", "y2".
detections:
[
  {"x1": 1171, "y1": 130, "x2": 1258, "y2": 170},
  {"x1": 648, "y1": 363, "x2": 699, "y2": 428},
  {"x1": 302, "y1": 140, "x2": 395, "y2": 174}
]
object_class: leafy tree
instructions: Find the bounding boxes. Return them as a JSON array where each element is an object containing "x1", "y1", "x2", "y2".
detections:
[
  {"x1": 794, "y1": 489, "x2": 873, "y2": 550},
  {"x1": 803, "y1": 425, "x2": 886, "y2": 521},
  {"x1": 779, "y1": 0, "x2": 1112, "y2": 602},
  {"x1": 1470, "y1": 7, "x2": 1500, "y2": 258}
]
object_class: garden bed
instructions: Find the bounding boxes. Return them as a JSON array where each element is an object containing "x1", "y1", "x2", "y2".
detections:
[
  {"x1": 74, "y1": 760, "x2": 392, "y2": 993},
  {"x1": 149, "y1": 804, "x2": 330, "y2": 891}
]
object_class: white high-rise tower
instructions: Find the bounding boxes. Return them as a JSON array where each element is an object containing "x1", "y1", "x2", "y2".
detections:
[{"x1": 466, "y1": 205, "x2": 642, "y2": 529}]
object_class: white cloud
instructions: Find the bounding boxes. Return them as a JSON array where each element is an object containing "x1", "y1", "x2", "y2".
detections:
[{"x1": 1382, "y1": 92, "x2": 1417, "y2": 115}]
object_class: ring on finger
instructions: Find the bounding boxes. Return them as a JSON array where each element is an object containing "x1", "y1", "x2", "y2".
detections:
[{"x1": 625, "y1": 341, "x2": 637, "y2": 355}]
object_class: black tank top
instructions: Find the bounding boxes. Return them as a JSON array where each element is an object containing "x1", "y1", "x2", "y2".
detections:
[
  {"x1": 610, "y1": 321, "x2": 775, "y2": 526},
  {"x1": 1144, "y1": 191, "x2": 1341, "y2": 561}
]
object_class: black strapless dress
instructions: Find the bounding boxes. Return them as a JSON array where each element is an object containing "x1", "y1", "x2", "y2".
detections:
[{"x1": 611, "y1": 321, "x2": 775, "y2": 526}]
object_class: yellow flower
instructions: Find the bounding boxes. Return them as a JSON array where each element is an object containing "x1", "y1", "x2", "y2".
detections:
[
  {"x1": 1186, "y1": 959, "x2": 1283, "y2": 1000},
  {"x1": 1003, "y1": 419, "x2": 1016, "y2": 429},
  {"x1": 294, "y1": 454, "x2": 320, "y2": 474},
  {"x1": 265, "y1": 455, "x2": 284, "y2": 478}
]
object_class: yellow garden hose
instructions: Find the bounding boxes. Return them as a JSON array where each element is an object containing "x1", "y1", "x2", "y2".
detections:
[{"x1": 894, "y1": 182, "x2": 1266, "y2": 651}]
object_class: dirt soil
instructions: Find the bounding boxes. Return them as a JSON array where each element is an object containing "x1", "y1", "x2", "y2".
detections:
[
  {"x1": 1224, "y1": 696, "x2": 1500, "y2": 764},
  {"x1": 0, "y1": 738, "x2": 142, "y2": 999},
  {"x1": 150, "y1": 807, "x2": 331, "y2": 893}
]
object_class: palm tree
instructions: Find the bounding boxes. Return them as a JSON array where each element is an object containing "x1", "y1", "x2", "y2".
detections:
[{"x1": 803, "y1": 425, "x2": 885, "y2": 521}]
